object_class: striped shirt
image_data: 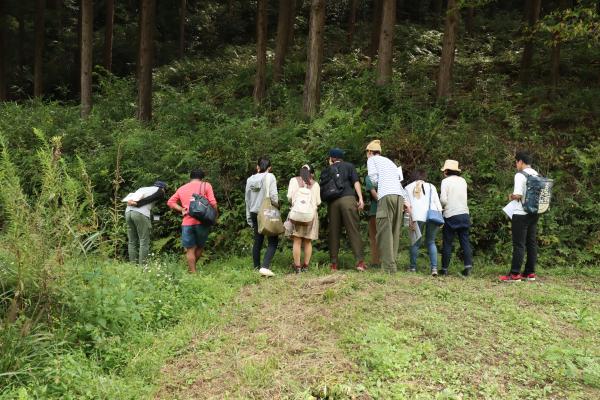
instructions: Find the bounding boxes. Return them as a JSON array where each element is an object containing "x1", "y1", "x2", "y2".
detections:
[{"x1": 367, "y1": 155, "x2": 404, "y2": 200}]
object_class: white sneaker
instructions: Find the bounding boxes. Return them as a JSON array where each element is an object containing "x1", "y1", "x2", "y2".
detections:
[{"x1": 259, "y1": 267, "x2": 275, "y2": 277}]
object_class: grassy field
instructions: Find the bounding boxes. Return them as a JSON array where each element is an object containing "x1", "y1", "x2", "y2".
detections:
[{"x1": 150, "y1": 258, "x2": 600, "y2": 400}]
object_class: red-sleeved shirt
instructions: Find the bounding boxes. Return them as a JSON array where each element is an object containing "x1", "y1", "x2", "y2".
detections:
[{"x1": 167, "y1": 180, "x2": 218, "y2": 226}]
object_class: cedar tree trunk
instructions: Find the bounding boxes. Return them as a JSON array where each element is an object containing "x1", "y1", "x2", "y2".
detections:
[
  {"x1": 303, "y1": 0, "x2": 326, "y2": 117},
  {"x1": 376, "y1": 0, "x2": 396, "y2": 85},
  {"x1": 137, "y1": 0, "x2": 156, "y2": 122},
  {"x1": 436, "y1": 0, "x2": 459, "y2": 99},
  {"x1": 253, "y1": 0, "x2": 268, "y2": 103}
]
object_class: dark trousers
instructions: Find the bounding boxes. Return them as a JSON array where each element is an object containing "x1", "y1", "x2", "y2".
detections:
[
  {"x1": 511, "y1": 213, "x2": 539, "y2": 275},
  {"x1": 442, "y1": 224, "x2": 473, "y2": 271},
  {"x1": 251, "y1": 212, "x2": 279, "y2": 269}
]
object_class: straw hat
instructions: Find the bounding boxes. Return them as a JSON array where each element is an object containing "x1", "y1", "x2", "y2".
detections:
[
  {"x1": 441, "y1": 159, "x2": 461, "y2": 172},
  {"x1": 366, "y1": 139, "x2": 382, "y2": 152}
]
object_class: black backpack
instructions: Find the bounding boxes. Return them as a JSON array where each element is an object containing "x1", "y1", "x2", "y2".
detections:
[
  {"x1": 320, "y1": 165, "x2": 345, "y2": 202},
  {"x1": 519, "y1": 171, "x2": 553, "y2": 214},
  {"x1": 188, "y1": 182, "x2": 217, "y2": 225}
]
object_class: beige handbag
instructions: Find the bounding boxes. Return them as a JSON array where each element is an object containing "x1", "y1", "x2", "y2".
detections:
[{"x1": 257, "y1": 174, "x2": 284, "y2": 236}]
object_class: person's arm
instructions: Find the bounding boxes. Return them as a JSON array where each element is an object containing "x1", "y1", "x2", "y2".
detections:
[
  {"x1": 286, "y1": 178, "x2": 296, "y2": 204},
  {"x1": 167, "y1": 189, "x2": 186, "y2": 216},
  {"x1": 314, "y1": 182, "x2": 322, "y2": 207},
  {"x1": 269, "y1": 174, "x2": 279, "y2": 207},
  {"x1": 370, "y1": 188, "x2": 378, "y2": 201},
  {"x1": 353, "y1": 181, "x2": 364, "y2": 211},
  {"x1": 245, "y1": 180, "x2": 253, "y2": 227},
  {"x1": 440, "y1": 179, "x2": 448, "y2": 207},
  {"x1": 367, "y1": 158, "x2": 379, "y2": 185},
  {"x1": 349, "y1": 165, "x2": 364, "y2": 210},
  {"x1": 509, "y1": 173, "x2": 524, "y2": 201},
  {"x1": 432, "y1": 186, "x2": 443, "y2": 211},
  {"x1": 204, "y1": 182, "x2": 218, "y2": 210},
  {"x1": 133, "y1": 188, "x2": 165, "y2": 207}
]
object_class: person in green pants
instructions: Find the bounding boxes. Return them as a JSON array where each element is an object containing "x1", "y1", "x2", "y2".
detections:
[
  {"x1": 366, "y1": 140, "x2": 410, "y2": 273},
  {"x1": 125, "y1": 181, "x2": 167, "y2": 264}
]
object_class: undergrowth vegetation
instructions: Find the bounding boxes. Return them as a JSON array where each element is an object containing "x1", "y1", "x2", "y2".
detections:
[{"x1": 0, "y1": 12, "x2": 599, "y2": 399}]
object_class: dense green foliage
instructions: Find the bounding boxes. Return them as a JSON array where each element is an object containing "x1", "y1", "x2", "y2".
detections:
[{"x1": 1, "y1": 3, "x2": 599, "y2": 398}]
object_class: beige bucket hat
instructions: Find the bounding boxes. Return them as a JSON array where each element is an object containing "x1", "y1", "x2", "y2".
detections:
[
  {"x1": 441, "y1": 159, "x2": 461, "y2": 172},
  {"x1": 366, "y1": 139, "x2": 382, "y2": 152}
]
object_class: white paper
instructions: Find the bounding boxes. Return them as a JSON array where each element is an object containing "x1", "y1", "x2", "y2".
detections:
[
  {"x1": 121, "y1": 193, "x2": 137, "y2": 202},
  {"x1": 408, "y1": 221, "x2": 422, "y2": 245},
  {"x1": 397, "y1": 166, "x2": 404, "y2": 182},
  {"x1": 503, "y1": 200, "x2": 519, "y2": 219}
]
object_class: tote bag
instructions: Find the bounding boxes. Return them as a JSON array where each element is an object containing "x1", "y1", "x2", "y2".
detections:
[
  {"x1": 426, "y1": 183, "x2": 444, "y2": 226},
  {"x1": 257, "y1": 174, "x2": 285, "y2": 236}
]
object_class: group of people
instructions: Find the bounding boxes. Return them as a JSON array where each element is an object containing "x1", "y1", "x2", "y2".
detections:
[{"x1": 124, "y1": 141, "x2": 541, "y2": 282}]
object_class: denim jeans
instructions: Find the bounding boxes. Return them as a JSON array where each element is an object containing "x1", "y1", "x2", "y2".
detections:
[
  {"x1": 409, "y1": 221, "x2": 439, "y2": 270},
  {"x1": 442, "y1": 214, "x2": 473, "y2": 270},
  {"x1": 511, "y1": 213, "x2": 539, "y2": 275},
  {"x1": 251, "y1": 212, "x2": 279, "y2": 269}
]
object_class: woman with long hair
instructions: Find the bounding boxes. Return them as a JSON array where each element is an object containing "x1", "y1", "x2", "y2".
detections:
[
  {"x1": 286, "y1": 164, "x2": 321, "y2": 273},
  {"x1": 405, "y1": 169, "x2": 442, "y2": 276}
]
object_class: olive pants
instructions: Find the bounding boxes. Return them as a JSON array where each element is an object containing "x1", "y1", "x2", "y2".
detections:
[
  {"x1": 126, "y1": 210, "x2": 152, "y2": 265},
  {"x1": 327, "y1": 196, "x2": 364, "y2": 264},
  {"x1": 376, "y1": 195, "x2": 403, "y2": 273}
]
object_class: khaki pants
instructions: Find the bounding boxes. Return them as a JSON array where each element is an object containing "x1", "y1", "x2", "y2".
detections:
[
  {"x1": 376, "y1": 195, "x2": 403, "y2": 273},
  {"x1": 126, "y1": 210, "x2": 152, "y2": 265},
  {"x1": 327, "y1": 196, "x2": 364, "y2": 264}
]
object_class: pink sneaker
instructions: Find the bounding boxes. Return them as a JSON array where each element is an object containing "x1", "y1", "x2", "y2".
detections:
[
  {"x1": 523, "y1": 273, "x2": 536, "y2": 281},
  {"x1": 356, "y1": 261, "x2": 367, "y2": 272},
  {"x1": 330, "y1": 263, "x2": 338, "y2": 272}
]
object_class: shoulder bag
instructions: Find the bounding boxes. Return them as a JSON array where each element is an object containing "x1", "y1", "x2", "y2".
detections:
[
  {"x1": 188, "y1": 182, "x2": 217, "y2": 225},
  {"x1": 425, "y1": 183, "x2": 444, "y2": 226},
  {"x1": 258, "y1": 174, "x2": 285, "y2": 236}
]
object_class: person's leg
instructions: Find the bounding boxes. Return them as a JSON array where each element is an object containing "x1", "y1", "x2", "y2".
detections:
[
  {"x1": 511, "y1": 215, "x2": 527, "y2": 274},
  {"x1": 251, "y1": 213, "x2": 264, "y2": 268},
  {"x1": 328, "y1": 200, "x2": 342, "y2": 265},
  {"x1": 456, "y1": 227, "x2": 473, "y2": 274},
  {"x1": 425, "y1": 222, "x2": 439, "y2": 270},
  {"x1": 391, "y1": 197, "x2": 403, "y2": 266},
  {"x1": 339, "y1": 196, "x2": 364, "y2": 264},
  {"x1": 523, "y1": 214, "x2": 539, "y2": 275},
  {"x1": 368, "y1": 216, "x2": 380, "y2": 265},
  {"x1": 409, "y1": 221, "x2": 425, "y2": 270},
  {"x1": 376, "y1": 196, "x2": 396, "y2": 273},
  {"x1": 181, "y1": 225, "x2": 198, "y2": 273},
  {"x1": 292, "y1": 236, "x2": 302, "y2": 269},
  {"x1": 193, "y1": 224, "x2": 211, "y2": 270},
  {"x1": 262, "y1": 234, "x2": 279, "y2": 268},
  {"x1": 441, "y1": 224, "x2": 456, "y2": 272},
  {"x1": 303, "y1": 239, "x2": 313, "y2": 267},
  {"x1": 133, "y1": 212, "x2": 152, "y2": 265},
  {"x1": 185, "y1": 247, "x2": 197, "y2": 273},
  {"x1": 126, "y1": 212, "x2": 139, "y2": 264}
]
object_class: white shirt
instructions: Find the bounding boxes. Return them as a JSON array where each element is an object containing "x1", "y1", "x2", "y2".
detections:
[
  {"x1": 513, "y1": 167, "x2": 538, "y2": 216},
  {"x1": 125, "y1": 186, "x2": 161, "y2": 218},
  {"x1": 367, "y1": 155, "x2": 404, "y2": 200},
  {"x1": 440, "y1": 175, "x2": 469, "y2": 218},
  {"x1": 405, "y1": 181, "x2": 442, "y2": 222}
]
